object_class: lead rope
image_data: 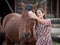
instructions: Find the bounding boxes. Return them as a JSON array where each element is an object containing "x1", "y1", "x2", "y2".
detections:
[{"x1": 5, "y1": 0, "x2": 14, "y2": 13}]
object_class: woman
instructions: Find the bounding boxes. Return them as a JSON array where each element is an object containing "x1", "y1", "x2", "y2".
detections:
[
  {"x1": 34, "y1": 8, "x2": 53, "y2": 45},
  {"x1": 28, "y1": 8, "x2": 53, "y2": 45}
]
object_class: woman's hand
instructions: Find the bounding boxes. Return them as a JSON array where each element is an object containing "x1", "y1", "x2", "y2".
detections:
[{"x1": 28, "y1": 11, "x2": 38, "y2": 19}]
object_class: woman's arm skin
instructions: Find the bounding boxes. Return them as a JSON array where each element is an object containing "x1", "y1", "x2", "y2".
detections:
[{"x1": 28, "y1": 11, "x2": 45, "y2": 24}]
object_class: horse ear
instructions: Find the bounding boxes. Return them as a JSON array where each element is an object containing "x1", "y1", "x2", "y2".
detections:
[
  {"x1": 20, "y1": 1, "x2": 26, "y2": 8},
  {"x1": 33, "y1": 2, "x2": 39, "y2": 10}
]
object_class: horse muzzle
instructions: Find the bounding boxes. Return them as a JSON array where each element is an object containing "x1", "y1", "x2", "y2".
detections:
[{"x1": 23, "y1": 32, "x2": 31, "y2": 39}]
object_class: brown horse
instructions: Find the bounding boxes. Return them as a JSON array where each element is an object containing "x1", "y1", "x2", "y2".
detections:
[{"x1": 2, "y1": 2, "x2": 38, "y2": 45}]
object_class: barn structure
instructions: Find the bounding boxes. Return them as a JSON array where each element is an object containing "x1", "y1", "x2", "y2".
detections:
[{"x1": 0, "y1": 0, "x2": 60, "y2": 20}]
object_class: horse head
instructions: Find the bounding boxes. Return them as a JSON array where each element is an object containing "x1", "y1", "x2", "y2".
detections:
[{"x1": 19, "y1": 2, "x2": 38, "y2": 40}]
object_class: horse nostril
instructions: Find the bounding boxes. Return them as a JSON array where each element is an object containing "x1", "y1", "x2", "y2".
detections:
[{"x1": 24, "y1": 32, "x2": 31, "y2": 39}]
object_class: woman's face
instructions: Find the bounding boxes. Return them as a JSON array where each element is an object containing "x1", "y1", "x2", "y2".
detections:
[{"x1": 36, "y1": 10, "x2": 44, "y2": 18}]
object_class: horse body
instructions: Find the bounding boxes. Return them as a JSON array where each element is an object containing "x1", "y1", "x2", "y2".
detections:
[
  {"x1": 2, "y1": 2, "x2": 38, "y2": 45},
  {"x1": 3, "y1": 13, "x2": 21, "y2": 43},
  {"x1": 2, "y1": 13, "x2": 36, "y2": 45},
  {"x1": 3, "y1": 13, "x2": 21, "y2": 28}
]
